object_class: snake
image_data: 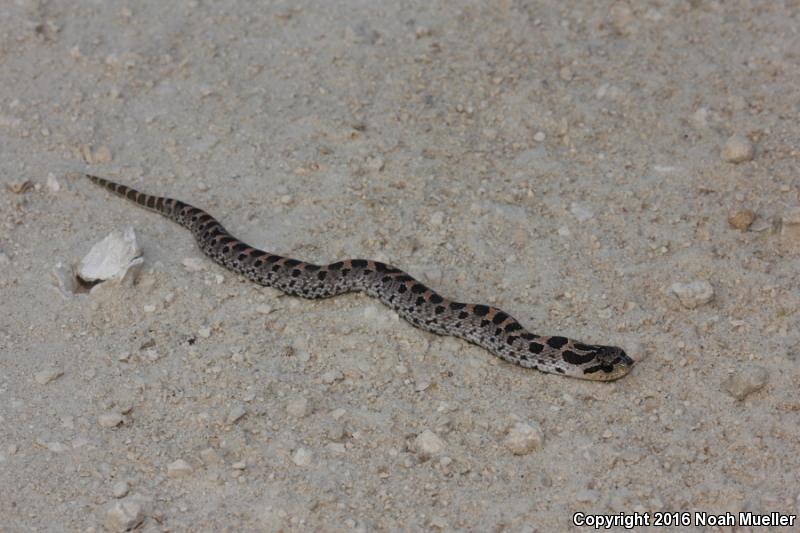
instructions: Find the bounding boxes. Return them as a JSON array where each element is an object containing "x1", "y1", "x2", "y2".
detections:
[{"x1": 84, "y1": 174, "x2": 633, "y2": 380}]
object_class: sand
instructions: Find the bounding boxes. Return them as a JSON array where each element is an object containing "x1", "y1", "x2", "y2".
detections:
[{"x1": 1, "y1": 1, "x2": 798, "y2": 531}]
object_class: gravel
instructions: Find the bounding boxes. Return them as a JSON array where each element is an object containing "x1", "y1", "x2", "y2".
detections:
[
  {"x1": 722, "y1": 366, "x2": 769, "y2": 400},
  {"x1": 413, "y1": 430, "x2": 447, "y2": 459},
  {"x1": 721, "y1": 134, "x2": 755, "y2": 163},
  {"x1": 503, "y1": 422, "x2": 544, "y2": 455},
  {"x1": 668, "y1": 280, "x2": 715, "y2": 309}
]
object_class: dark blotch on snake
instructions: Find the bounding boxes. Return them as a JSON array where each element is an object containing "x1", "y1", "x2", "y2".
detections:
[
  {"x1": 529, "y1": 342, "x2": 544, "y2": 354},
  {"x1": 562, "y1": 350, "x2": 596, "y2": 365},
  {"x1": 411, "y1": 284, "x2": 426, "y2": 294},
  {"x1": 473, "y1": 305, "x2": 489, "y2": 316},
  {"x1": 351, "y1": 259, "x2": 367, "y2": 268},
  {"x1": 547, "y1": 336, "x2": 569, "y2": 349},
  {"x1": 435, "y1": 306, "x2": 445, "y2": 315},
  {"x1": 430, "y1": 294, "x2": 443, "y2": 304},
  {"x1": 492, "y1": 312, "x2": 508, "y2": 324},
  {"x1": 449, "y1": 302, "x2": 466, "y2": 310}
]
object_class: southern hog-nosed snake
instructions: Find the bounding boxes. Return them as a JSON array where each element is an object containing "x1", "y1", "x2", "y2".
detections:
[{"x1": 85, "y1": 174, "x2": 633, "y2": 381}]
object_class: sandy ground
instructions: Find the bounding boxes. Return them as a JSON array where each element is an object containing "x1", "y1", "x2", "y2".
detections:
[{"x1": 1, "y1": 1, "x2": 799, "y2": 531}]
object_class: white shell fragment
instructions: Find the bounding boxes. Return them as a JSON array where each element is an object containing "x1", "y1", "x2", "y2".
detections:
[{"x1": 77, "y1": 227, "x2": 143, "y2": 286}]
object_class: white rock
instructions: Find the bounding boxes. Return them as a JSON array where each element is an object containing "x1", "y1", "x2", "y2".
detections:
[
  {"x1": 98, "y1": 412, "x2": 124, "y2": 428},
  {"x1": 92, "y1": 145, "x2": 113, "y2": 163},
  {"x1": 413, "y1": 429, "x2": 446, "y2": 459},
  {"x1": 669, "y1": 280, "x2": 714, "y2": 309},
  {"x1": 690, "y1": 107, "x2": 709, "y2": 129},
  {"x1": 77, "y1": 227, "x2": 143, "y2": 285},
  {"x1": 182, "y1": 257, "x2": 205, "y2": 272},
  {"x1": 533, "y1": 131, "x2": 546, "y2": 142},
  {"x1": 286, "y1": 396, "x2": 310, "y2": 418},
  {"x1": 45, "y1": 173, "x2": 61, "y2": 192},
  {"x1": 365, "y1": 155, "x2": 385, "y2": 172},
  {"x1": 504, "y1": 422, "x2": 544, "y2": 455},
  {"x1": 104, "y1": 496, "x2": 145, "y2": 532},
  {"x1": 569, "y1": 202, "x2": 594, "y2": 222},
  {"x1": 722, "y1": 366, "x2": 768, "y2": 400},
  {"x1": 781, "y1": 207, "x2": 800, "y2": 243},
  {"x1": 167, "y1": 459, "x2": 193, "y2": 478},
  {"x1": 291, "y1": 447, "x2": 313, "y2": 466},
  {"x1": 198, "y1": 326, "x2": 212, "y2": 338},
  {"x1": 721, "y1": 134, "x2": 754, "y2": 163},
  {"x1": 321, "y1": 370, "x2": 344, "y2": 384},
  {"x1": 34, "y1": 367, "x2": 63, "y2": 385},
  {"x1": 255, "y1": 303, "x2": 273, "y2": 315},
  {"x1": 226, "y1": 405, "x2": 247, "y2": 424},
  {"x1": 47, "y1": 441, "x2": 67, "y2": 453},
  {"x1": 112, "y1": 481, "x2": 130, "y2": 498},
  {"x1": 199, "y1": 447, "x2": 223, "y2": 465}
]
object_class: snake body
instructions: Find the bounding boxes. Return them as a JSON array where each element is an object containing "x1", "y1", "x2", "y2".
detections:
[{"x1": 85, "y1": 174, "x2": 633, "y2": 380}]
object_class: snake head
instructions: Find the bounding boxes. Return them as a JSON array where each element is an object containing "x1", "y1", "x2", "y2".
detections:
[{"x1": 563, "y1": 343, "x2": 634, "y2": 381}]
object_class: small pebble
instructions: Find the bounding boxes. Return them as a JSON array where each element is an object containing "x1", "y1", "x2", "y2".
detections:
[
  {"x1": 365, "y1": 155, "x2": 385, "y2": 172},
  {"x1": 227, "y1": 405, "x2": 247, "y2": 424},
  {"x1": 722, "y1": 365, "x2": 768, "y2": 400},
  {"x1": 291, "y1": 447, "x2": 313, "y2": 466},
  {"x1": 669, "y1": 280, "x2": 714, "y2": 309},
  {"x1": 231, "y1": 461, "x2": 246, "y2": 470},
  {"x1": 533, "y1": 131, "x2": 546, "y2": 142},
  {"x1": 93, "y1": 145, "x2": 113, "y2": 163},
  {"x1": 570, "y1": 203, "x2": 594, "y2": 222},
  {"x1": 34, "y1": 367, "x2": 63, "y2": 385},
  {"x1": 721, "y1": 134, "x2": 754, "y2": 163},
  {"x1": 98, "y1": 412, "x2": 124, "y2": 428},
  {"x1": 781, "y1": 207, "x2": 800, "y2": 243},
  {"x1": 47, "y1": 441, "x2": 67, "y2": 453},
  {"x1": 413, "y1": 429, "x2": 446, "y2": 459},
  {"x1": 200, "y1": 448, "x2": 223, "y2": 465},
  {"x1": 104, "y1": 497, "x2": 145, "y2": 532},
  {"x1": 504, "y1": 422, "x2": 544, "y2": 455},
  {"x1": 286, "y1": 396, "x2": 310, "y2": 418},
  {"x1": 143, "y1": 304, "x2": 156, "y2": 313},
  {"x1": 321, "y1": 370, "x2": 344, "y2": 384},
  {"x1": 112, "y1": 481, "x2": 130, "y2": 498},
  {"x1": 167, "y1": 459, "x2": 193, "y2": 478},
  {"x1": 182, "y1": 257, "x2": 205, "y2": 272},
  {"x1": 197, "y1": 327, "x2": 211, "y2": 338},
  {"x1": 255, "y1": 303, "x2": 273, "y2": 315},
  {"x1": 45, "y1": 173, "x2": 61, "y2": 192},
  {"x1": 728, "y1": 209, "x2": 755, "y2": 231}
]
